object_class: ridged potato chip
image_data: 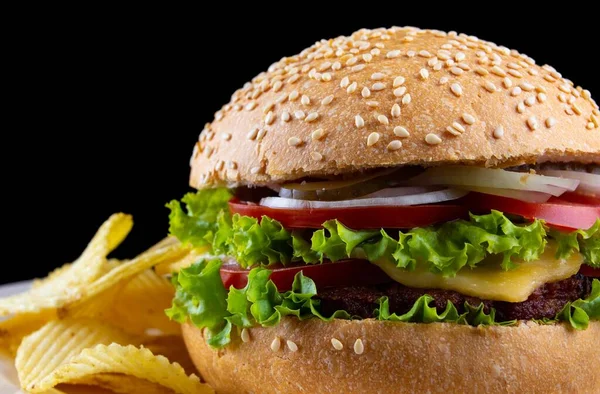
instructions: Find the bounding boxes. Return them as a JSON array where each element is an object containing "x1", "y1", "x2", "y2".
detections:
[
  {"x1": 63, "y1": 373, "x2": 174, "y2": 393},
  {"x1": 154, "y1": 248, "x2": 208, "y2": 277},
  {"x1": 101, "y1": 268, "x2": 181, "y2": 336},
  {"x1": 0, "y1": 309, "x2": 56, "y2": 357},
  {"x1": 15, "y1": 318, "x2": 140, "y2": 391},
  {"x1": 0, "y1": 213, "x2": 132, "y2": 316},
  {"x1": 143, "y1": 335, "x2": 196, "y2": 375}
]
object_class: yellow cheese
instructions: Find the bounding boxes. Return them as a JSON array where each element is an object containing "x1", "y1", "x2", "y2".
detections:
[{"x1": 372, "y1": 242, "x2": 583, "y2": 302}]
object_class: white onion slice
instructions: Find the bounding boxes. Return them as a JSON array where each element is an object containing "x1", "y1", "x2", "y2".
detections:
[
  {"x1": 359, "y1": 186, "x2": 440, "y2": 199},
  {"x1": 457, "y1": 186, "x2": 552, "y2": 203},
  {"x1": 409, "y1": 166, "x2": 579, "y2": 196},
  {"x1": 260, "y1": 189, "x2": 467, "y2": 209},
  {"x1": 538, "y1": 170, "x2": 600, "y2": 196}
]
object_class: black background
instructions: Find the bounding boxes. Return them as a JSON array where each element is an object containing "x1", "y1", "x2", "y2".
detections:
[{"x1": 5, "y1": 8, "x2": 598, "y2": 284}]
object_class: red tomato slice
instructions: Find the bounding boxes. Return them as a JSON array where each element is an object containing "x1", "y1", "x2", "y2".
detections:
[
  {"x1": 464, "y1": 193, "x2": 600, "y2": 230},
  {"x1": 229, "y1": 199, "x2": 468, "y2": 229},
  {"x1": 220, "y1": 259, "x2": 392, "y2": 291},
  {"x1": 552, "y1": 192, "x2": 600, "y2": 206},
  {"x1": 579, "y1": 265, "x2": 600, "y2": 277}
]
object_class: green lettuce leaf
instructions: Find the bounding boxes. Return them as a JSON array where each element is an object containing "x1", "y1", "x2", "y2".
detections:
[
  {"x1": 166, "y1": 189, "x2": 232, "y2": 248},
  {"x1": 552, "y1": 220, "x2": 600, "y2": 268},
  {"x1": 167, "y1": 190, "x2": 596, "y2": 276},
  {"x1": 557, "y1": 278, "x2": 600, "y2": 330}
]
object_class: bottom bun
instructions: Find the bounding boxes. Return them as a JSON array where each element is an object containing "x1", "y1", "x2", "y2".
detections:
[{"x1": 182, "y1": 319, "x2": 599, "y2": 394}]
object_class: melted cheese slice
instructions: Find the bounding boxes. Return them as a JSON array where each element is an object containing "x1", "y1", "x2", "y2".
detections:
[{"x1": 372, "y1": 242, "x2": 583, "y2": 302}]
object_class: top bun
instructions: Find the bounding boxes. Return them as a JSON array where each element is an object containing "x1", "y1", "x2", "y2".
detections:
[{"x1": 190, "y1": 27, "x2": 600, "y2": 189}]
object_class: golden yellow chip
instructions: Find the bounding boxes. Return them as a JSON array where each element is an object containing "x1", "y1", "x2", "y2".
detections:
[
  {"x1": 100, "y1": 268, "x2": 181, "y2": 336},
  {"x1": 0, "y1": 309, "x2": 56, "y2": 357},
  {"x1": 143, "y1": 335, "x2": 196, "y2": 375},
  {"x1": 63, "y1": 373, "x2": 174, "y2": 393},
  {"x1": 15, "y1": 318, "x2": 140, "y2": 391},
  {"x1": 0, "y1": 213, "x2": 132, "y2": 316},
  {"x1": 154, "y1": 248, "x2": 208, "y2": 277}
]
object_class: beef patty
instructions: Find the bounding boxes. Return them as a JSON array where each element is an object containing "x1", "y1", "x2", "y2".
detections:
[{"x1": 317, "y1": 274, "x2": 592, "y2": 321}]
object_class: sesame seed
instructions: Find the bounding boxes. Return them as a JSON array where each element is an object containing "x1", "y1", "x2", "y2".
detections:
[
  {"x1": 289, "y1": 90, "x2": 300, "y2": 101},
  {"x1": 406, "y1": 50, "x2": 416, "y2": 57},
  {"x1": 452, "y1": 122, "x2": 466, "y2": 133},
  {"x1": 372, "y1": 82, "x2": 386, "y2": 91},
  {"x1": 572, "y1": 104, "x2": 582, "y2": 115},
  {"x1": 475, "y1": 67, "x2": 489, "y2": 76},
  {"x1": 394, "y1": 126, "x2": 410, "y2": 137},
  {"x1": 256, "y1": 128, "x2": 267, "y2": 141},
  {"x1": 511, "y1": 87, "x2": 522, "y2": 96},
  {"x1": 462, "y1": 113, "x2": 476, "y2": 125},
  {"x1": 367, "y1": 132, "x2": 380, "y2": 146},
  {"x1": 525, "y1": 96, "x2": 536, "y2": 107},
  {"x1": 493, "y1": 126, "x2": 504, "y2": 139},
  {"x1": 272, "y1": 80, "x2": 283, "y2": 92},
  {"x1": 288, "y1": 137, "x2": 302, "y2": 147},
  {"x1": 352, "y1": 64, "x2": 366, "y2": 72},
  {"x1": 419, "y1": 50, "x2": 432, "y2": 58},
  {"x1": 386, "y1": 50, "x2": 401, "y2": 59},
  {"x1": 245, "y1": 102, "x2": 257, "y2": 111},
  {"x1": 347, "y1": 82, "x2": 358, "y2": 93},
  {"x1": 543, "y1": 74, "x2": 556, "y2": 83},
  {"x1": 455, "y1": 52, "x2": 466, "y2": 61},
  {"x1": 340, "y1": 77, "x2": 350, "y2": 88},
  {"x1": 520, "y1": 82, "x2": 535, "y2": 92},
  {"x1": 451, "y1": 83, "x2": 463, "y2": 97},
  {"x1": 321, "y1": 95, "x2": 334, "y2": 105},
  {"x1": 355, "y1": 115, "x2": 365, "y2": 128},
  {"x1": 558, "y1": 93, "x2": 567, "y2": 103},
  {"x1": 483, "y1": 81, "x2": 497, "y2": 93},
  {"x1": 393, "y1": 86, "x2": 407, "y2": 97},
  {"x1": 378, "y1": 114, "x2": 390, "y2": 125},
  {"x1": 425, "y1": 133, "x2": 442, "y2": 145},
  {"x1": 362, "y1": 53, "x2": 373, "y2": 62},
  {"x1": 319, "y1": 61, "x2": 332, "y2": 71},
  {"x1": 387, "y1": 140, "x2": 402, "y2": 151},
  {"x1": 517, "y1": 102, "x2": 525, "y2": 113},
  {"x1": 490, "y1": 66, "x2": 507, "y2": 77},
  {"x1": 311, "y1": 128, "x2": 326, "y2": 140},
  {"x1": 301, "y1": 95, "x2": 311, "y2": 105},
  {"x1": 446, "y1": 125, "x2": 461, "y2": 136},
  {"x1": 250, "y1": 166, "x2": 262, "y2": 175},
  {"x1": 371, "y1": 72, "x2": 385, "y2": 80},
  {"x1": 402, "y1": 94, "x2": 412, "y2": 105},
  {"x1": 282, "y1": 111, "x2": 291, "y2": 122},
  {"x1": 439, "y1": 76, "x2": 449, "y2": 85},
  {"x1": 583, "y1": 89, "x2": 592, "y2": 99},
  {"x1": 247, "y1": 128, "x2": 259, "y2": 140},
  {"x1": 527, "y1": 116, "x2": 538, "y2": 131},
  {"x1": 507, "y1": 69, "x2": 523, "y2": 78},
  {"x1": 371, "y1": 48, "x2": 381, "y2": 56},
  {"x1": 270, "y1": 337, "x2": 281, "y2": 352},
  {"x1": 393, "y1": 76, "x2": 405, "y2": 87},
  {"x1": 503, "y1": 78, "x2": 513, "y2": 89},
  {"x1": 366, "y1": 101, "x2": 380, "y2": 107},
  {"x1": 559, "y1": 84, "x2": 571, "y2": 94},
  {"x1": 354, "y1": 339, "x2": 365, "y2": 355},
  {"x1": 287, "y1": 74, "x2": 301, "y2": 84},
  {"x1": 305, "y1": 112, "x2": 319, "y2": 122},
  {"x1": 362, "y1": 87, "x2": 371, "y2": 98},
  {"x1": 332, "y1": 61, "x2": 342, "y2": 71},
  {"x1": 331, "y1": 338, "x2": 344, "y2": 350},
  {"x1": 591, "y1": 115, "x2": 599, "y2": 127},
  {"x1": 419, "y1": 68, "x2": 429, "y2": 80},
  {"x1": 346, "y1": 56, "x2": 358, "y2": 66},
  {"x1": 428, "y1": 57, "x2": 439, "y2": 67},
  {"x1": 587, "y1": 122, "x2": 595, "y2": 129},
  {"x1": 241, "y1": 328, "x2": 250, "y2": 343},
  {"x1": 265, "y1": 111, "x2": 275, "y2": 125},
  {"x1": 445, "y1": 59, "x2": 455, "y2": 67},
  {"x1": 275, "y1": 94, "x2": 287, "y2": 104},
  {"x1": 457, "y1": 62, "x2": 471, "y2": 71},
  {"x1": 286, "y1": 340, "x2": 298, "y2": 352},
  {"x1": 221, "y1": 133, "x2": 232, "y2": 141},
  {"x1": 450, "y1": 67, "x2": 464, "y2": 76},
  {"x1": 321, "y1": 73, "x2": 332, "y2": 81},
  {"x1": 294, "y1": 110, "x2": 306, "y2": 120},
  {"x1": 565, "y1": 107, "x2": 574, "y2": 116},
  {"x1": 391, "y1": 103, "x2": 401, "y2": 118}
]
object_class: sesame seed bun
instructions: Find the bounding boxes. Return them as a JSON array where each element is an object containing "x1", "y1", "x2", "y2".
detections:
[
  {"x1": 190, "y1": 27, "x2": 599, "y2": 189},
  {"x1": 182, "y1": 319, "x2": 600, "y2": 394}
]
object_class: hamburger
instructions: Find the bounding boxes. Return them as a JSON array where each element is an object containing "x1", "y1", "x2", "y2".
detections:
[{"x1": 165, "y1": 27, "x2": 599, "y2": 393}]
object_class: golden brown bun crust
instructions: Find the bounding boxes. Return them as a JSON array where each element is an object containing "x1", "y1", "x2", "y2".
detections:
[
  {"x1": 183, "y1": 319, "x2": 600, "y2": 394},
  {"x1": 190, "y1": 27, "x2": 599, "y2": 189}
]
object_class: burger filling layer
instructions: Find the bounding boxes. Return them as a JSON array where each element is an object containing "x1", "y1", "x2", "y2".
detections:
[{"x1": 165, "y1": 165, "x2": 600, "y2": 347}]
